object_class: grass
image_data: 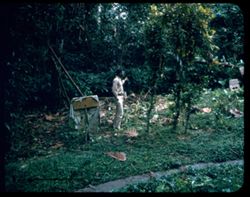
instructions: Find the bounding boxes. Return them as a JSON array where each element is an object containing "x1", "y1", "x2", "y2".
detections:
[{"x1": 4, "y1": 88, "x2": 244, "y2": 192}]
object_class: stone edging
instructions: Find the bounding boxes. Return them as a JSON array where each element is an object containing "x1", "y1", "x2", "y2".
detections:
[{"x1": 76, "y1": 160, "x2": 243, "y2": 192}]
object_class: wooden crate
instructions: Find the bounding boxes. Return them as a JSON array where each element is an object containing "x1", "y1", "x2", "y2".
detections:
[
  {"x1": 69, "y1": 95, "x2": 100, "y2": 132},
  {"x1": 71, "y1": 95, "x2": 99, "y2": 110}
]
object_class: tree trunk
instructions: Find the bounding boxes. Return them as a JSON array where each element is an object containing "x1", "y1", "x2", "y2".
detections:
[
  {"x1": 184, "y1": 101, "x2": 191, "y2": 133},
  {"x1": 49, "y1": 58, "x2": 60, "y2": 111},
  {"x1": 146, "y1": 87, "x2": 156, "y2": 133},
  {"x1": 173, "y1": 87, "x2": 181, "y2": 131}
]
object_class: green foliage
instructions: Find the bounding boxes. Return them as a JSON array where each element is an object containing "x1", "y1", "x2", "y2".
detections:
[
  {"x1": 210, "y1": 4, "x2": 244, "y2": 61},
  {"x1": 128, "y1": 67, "x2": 151, "y2": 92},
  {"x1": 207, "y1": 61, "x2": 243, "y2": 89},
  {"x1": 4, "y1": 3, "x2": 244, "y2": 114},
  {"x1": 63, "y1": 71, "x2": 114, "y2": 97}
]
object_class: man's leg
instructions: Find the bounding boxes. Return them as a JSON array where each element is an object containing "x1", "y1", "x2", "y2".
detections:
[{"x1": 114, "y1": 97, "x2": 124, "y2": 130}]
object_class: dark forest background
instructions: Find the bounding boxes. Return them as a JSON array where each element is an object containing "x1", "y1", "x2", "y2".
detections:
[{"x1": 2, "y1": 3, "x2": 244, "y2": 113}]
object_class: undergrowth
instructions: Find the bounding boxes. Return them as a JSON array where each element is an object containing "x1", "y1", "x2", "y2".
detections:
[
  {"x1": 4, "y1": 88, "x2": 244, "y2": 192},
  {"x1": 115, "y1": 162, "x2": 244, "y2": 192}
]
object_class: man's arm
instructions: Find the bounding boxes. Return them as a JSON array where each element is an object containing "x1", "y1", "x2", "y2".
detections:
[{"x1": 122, "y1": 77, "x2": 128, "y2": 85}]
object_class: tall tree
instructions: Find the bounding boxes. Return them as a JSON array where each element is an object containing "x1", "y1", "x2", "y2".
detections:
[{"x1": 145, "y1": 3, "x2": 218, "y2": 131}]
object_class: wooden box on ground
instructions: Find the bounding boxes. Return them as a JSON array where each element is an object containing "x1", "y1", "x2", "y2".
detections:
[{"x1": 69, "y1": 95, "x2": 100, "y2": 132}]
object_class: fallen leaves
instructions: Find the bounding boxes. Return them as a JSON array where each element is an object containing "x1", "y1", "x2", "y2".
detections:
[
  {"x1": 44, "y1": 114, "x2": 55, "y2": 121},
  {"x1": 106, "y1": 152, "x2": 126, "y2": 161},
  {"x1": 154, "y1": 97, "x2": 173, "y2": 112},
  {"x1": 155, "y1": 103, "x2": 167, "y2": 112},
  {"x1": 150, "y1": 114, "x2": 159, "y2": 123},
  {"x1": 51, "y1": 142, "x2": 64, "y2": 149},
  {"x1": 150, "y1": 115, "x2": 172, "y2": 125},
  {"x1": 177, "y1": 135, "x2": 190, "y2": 141},
  {"x1": 107, "y1": 119, "x2": 113, "y2": 124},
  {"x1": 160, "y1": 117, "x2": 173, "y2": 125},
  {"x1": 229, "y1": 108, "x2": 243, "y2": 118},
  {"x1": 125, "y1": 129, "x2": 138, "y2": 137},
  {"x1": 44, "y1": 113, "x2": 67, "y2": 122},
  {"x1": 201, "y1": 107, "x2": 212, "y2": 113},
  {"x1": 100, "y1": 111, "x2": 106, "y2": 118}
]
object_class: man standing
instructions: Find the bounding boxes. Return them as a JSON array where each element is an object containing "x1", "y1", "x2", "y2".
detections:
[{"x1": 112, "y1": 69, "x2": 128, "y2": 130}]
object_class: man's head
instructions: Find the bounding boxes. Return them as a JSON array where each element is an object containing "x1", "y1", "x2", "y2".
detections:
[{"x1": 116, "y1": 68, "x2": 125, "y2": 78}]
